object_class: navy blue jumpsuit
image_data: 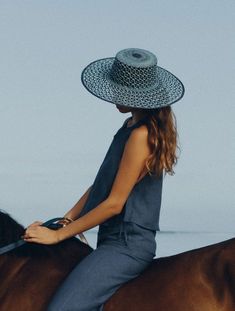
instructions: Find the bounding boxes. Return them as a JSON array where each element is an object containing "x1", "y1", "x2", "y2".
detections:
[{"x1": 47, "y1": 115, "x2": 163, "y2": 311}]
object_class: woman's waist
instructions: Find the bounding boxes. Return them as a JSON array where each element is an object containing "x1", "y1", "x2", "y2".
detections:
[
  {"x1": 97, "y1": 221, "x2": 156, "y2": 244},
  {"x1": 97, "y1": 221, "x2": 157, "y2": 261}
]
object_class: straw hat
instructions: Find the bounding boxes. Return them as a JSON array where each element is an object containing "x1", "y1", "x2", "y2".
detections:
[{"x1": 81, "y1": 48, "x2": 185, "y2": 109}]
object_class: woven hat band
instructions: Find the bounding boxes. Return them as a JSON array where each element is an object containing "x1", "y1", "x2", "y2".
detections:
[{"x1": 109, "y1": 58, "x2": 158, "y2": 89}]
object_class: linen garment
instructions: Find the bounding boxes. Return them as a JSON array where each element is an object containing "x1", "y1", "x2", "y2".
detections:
[{"x1": 47, "y1": 115, "x2": 163, "y2": 311}]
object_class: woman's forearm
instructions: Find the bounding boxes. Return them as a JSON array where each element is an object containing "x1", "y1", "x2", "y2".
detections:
[
  {"x1": 57, "y1": 198, "x2": 120, "y2": 242},
  {"x1": 63, "y1": 184, "x2": 93, "y2": 220}
]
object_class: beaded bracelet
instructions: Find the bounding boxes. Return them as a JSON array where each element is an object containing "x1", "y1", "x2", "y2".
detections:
[
  {"x1": 58, "y1": 217, "x2": 74, "y2": 227},
  {"x1": 63, "y1": 217, "x2": 74, "y2": 223}
]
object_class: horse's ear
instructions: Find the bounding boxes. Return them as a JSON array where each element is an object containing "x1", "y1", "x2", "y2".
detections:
[{"x1": 0, "y1": 210, "x2": 25, "y2": 246}]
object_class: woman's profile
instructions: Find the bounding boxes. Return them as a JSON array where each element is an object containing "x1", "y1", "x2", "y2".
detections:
[{"x1": 23, "y1": 47, "x2": 185, "y2": 311}]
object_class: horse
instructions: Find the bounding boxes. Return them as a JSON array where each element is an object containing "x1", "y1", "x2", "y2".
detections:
[{"x1": 0, "y1": 210, "x2": 234, "y2": 311}]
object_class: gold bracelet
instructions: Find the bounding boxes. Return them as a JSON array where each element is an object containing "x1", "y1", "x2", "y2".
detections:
[{"x1": 63, "y1": 217, "x2": 74, "y2": 223}]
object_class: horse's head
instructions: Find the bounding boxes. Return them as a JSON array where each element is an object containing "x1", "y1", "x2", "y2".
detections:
[{"x1": 0, "y1": 210, "x2": 25, "y2": 247}]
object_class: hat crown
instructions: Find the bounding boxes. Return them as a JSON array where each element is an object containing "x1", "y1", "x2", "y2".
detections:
[
  {"x1": 109, "y1": 48, "x2": 159, "y2": 89},
  {"x1": 116, "y1": 48, "x2": 157, "y2": 68}
]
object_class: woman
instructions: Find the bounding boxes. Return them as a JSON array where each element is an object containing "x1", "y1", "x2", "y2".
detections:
[{"x1": 23, "y1": 48, "x2": 185, "y2": 311}]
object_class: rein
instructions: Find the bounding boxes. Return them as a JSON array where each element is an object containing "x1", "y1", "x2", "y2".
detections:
[{"x1": 0, "y1": 217, "x2": 89, "y2": 255}]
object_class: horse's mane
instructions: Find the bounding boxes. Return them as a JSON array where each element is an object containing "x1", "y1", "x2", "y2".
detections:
[
  {"x1": 0, "y1": 209, "x2": 84, "y2": 258},
  {"x1": 0, "y1": 209, "x2": 25, "y2": 246}
]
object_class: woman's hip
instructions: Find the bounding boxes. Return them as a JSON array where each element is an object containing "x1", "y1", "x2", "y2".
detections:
[{"x1": 97, "y1": 221, "x2": 157, "y2": 262}]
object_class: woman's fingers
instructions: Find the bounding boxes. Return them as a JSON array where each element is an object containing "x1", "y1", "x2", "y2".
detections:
[
  {"x1": 24, "y1": 237, "x2": 38, "y2": 243},
  {"x1": 21, "y1": 221, "x2": 43, "y2": 238},
  {"x1": 22, "y1": 224, "x2": 40, "y2": 239}
]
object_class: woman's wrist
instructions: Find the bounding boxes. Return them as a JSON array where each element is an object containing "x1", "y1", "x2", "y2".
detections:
[
  {"x1": 56, "y1": 219, "x2": 74, "y2": 242},
  {"x1": 57, "y1": 221, "x2": 76, "y2": 242}
]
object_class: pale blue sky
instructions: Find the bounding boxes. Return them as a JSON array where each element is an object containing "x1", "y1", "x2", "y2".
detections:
[{"x1": 0, "y1": 0, "x2": 234, "y2": 233}]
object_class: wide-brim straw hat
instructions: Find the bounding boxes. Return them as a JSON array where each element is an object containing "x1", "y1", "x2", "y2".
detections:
[{"x1": 81, "y1": 48, "x2": 185, "y2": 109}]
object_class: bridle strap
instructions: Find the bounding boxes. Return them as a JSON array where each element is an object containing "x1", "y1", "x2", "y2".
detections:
[
  {"x1": 0, "y1": 239, "x2": 26, "y2": 255},
  {"x1": 0, "y1": 217, "x2": 90, "y2": 255}
]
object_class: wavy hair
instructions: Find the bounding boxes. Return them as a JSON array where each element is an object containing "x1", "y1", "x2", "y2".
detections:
[{"x1": 140, "y1": 105, "x2": 180, "y2": 179}]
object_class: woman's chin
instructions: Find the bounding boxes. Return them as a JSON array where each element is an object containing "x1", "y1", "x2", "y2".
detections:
[{"x1": 115, "y1": 105, "x2": 131, "y2": 113}]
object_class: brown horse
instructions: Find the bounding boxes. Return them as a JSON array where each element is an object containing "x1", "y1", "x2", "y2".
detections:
[{"x1": 0, "y1": 210, "x2": 234, "y2": 311}]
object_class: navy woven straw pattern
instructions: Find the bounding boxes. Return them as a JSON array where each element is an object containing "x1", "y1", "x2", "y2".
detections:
[
  {"x1": 110, "y1": 59, "x2": 158, "y2": 89},
  {"x1": 81, "y1": 48, "x2": 185, "y2": 109}
]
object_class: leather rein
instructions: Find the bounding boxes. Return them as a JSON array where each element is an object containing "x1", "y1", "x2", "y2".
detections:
[{"x1": 0, "y1": 217, "x2": 89, "y2": 255}]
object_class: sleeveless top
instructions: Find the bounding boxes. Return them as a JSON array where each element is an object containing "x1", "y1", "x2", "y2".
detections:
[{"x1": 79, "y1": 115, "x2": 163, "y2": 232}]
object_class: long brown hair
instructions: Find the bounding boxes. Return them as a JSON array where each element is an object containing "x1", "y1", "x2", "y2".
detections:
[{"x1": 141, "y1": 105, "x2": 180, "y2": 179}]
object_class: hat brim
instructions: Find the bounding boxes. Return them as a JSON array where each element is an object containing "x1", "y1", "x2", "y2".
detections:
[{"x1": 81, "y1": 57, "x2": 185, "y2": 109}]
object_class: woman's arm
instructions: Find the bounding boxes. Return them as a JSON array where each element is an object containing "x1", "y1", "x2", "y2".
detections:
[
  {"x1": 63, "y1": 184, "x2": 93, "y2": 221},
  {"x1": 57, "y1": 125, "x2": 151, "y2": 242},
  {"x1": 23, "y1": 126, "x2": 151, "y2": 245}
]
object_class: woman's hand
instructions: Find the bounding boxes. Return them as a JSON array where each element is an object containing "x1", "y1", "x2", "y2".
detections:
[{"x1": 22, "y1": 224, "x2": 60, "y2": 245}]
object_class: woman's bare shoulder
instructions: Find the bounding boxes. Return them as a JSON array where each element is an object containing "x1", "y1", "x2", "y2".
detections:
[{"x1": 131, "y1": 124, "x2": 149, "y2": 138}]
